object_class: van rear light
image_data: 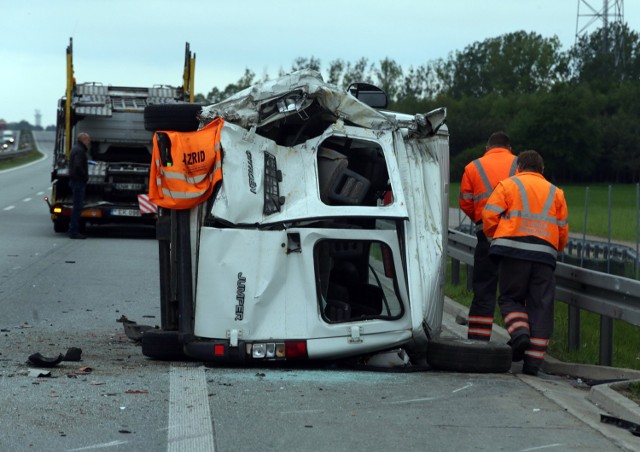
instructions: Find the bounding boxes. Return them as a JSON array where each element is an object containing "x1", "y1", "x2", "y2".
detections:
[
  {"x1": 285, "y1": 341, "x2": 308, "y2": 359},
  {"x1": 252, "y1": 343, "x2": 267, "y2": 358},
  {"x1": 214, "y1": 344, "x2": 225, "y2": 356},
  {"x1": 247, "y1": 341, "x2": 308, "y2": 360}
]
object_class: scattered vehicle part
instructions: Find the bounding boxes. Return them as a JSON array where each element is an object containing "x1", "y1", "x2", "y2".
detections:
[
  {"x1": 142, "y1": 329, "x2": 188, "y2": 360},
  {"x1": 117, "y1": 316, "x2": 153, "y2": 342},
  {"x1": 364, "y1": 348, "x2": 411, "y2": 368},
  {"x1": 426, "y1": 337, "x2": 512, "y2": 373},
  {"x1": 600, "y1": 414, "x2": 640, "y2": 437},
  {"x1": 28, "y1": 369, "x2": 52, "y2": 378},
  {"x1": 62, "y1": 347, "x2": 82, "y2": 361},
  {"x1": 46, "y1": 38, "x2": 197, "y2": 233},
  {"x1": 28, "y1": 353, "x2": 64, "y2": 368}
]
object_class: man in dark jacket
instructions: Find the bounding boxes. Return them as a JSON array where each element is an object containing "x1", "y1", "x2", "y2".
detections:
[{"x1": 68, "y1": 133, "x2": 91, "y2": 239}]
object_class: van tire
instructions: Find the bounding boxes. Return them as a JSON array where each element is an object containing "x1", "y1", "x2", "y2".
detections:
[
  {"x1": 426, "y1": 337, "x2": 512, "y2": 373},
  {"x1": 144, "y1": 104, "x2": 202, "y2": 132},
  {"x1": 141, "y1": 329, "x2": 186, "y2": 360}
]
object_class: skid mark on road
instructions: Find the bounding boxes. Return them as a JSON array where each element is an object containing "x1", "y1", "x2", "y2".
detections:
[{"x1": 168, "y1": 363, "x2": 215, "y2": 452}]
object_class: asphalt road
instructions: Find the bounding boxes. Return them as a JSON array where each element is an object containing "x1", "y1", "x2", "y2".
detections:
[{"x1": 0, "y1": 133, "x2": 638, "y2": 451}]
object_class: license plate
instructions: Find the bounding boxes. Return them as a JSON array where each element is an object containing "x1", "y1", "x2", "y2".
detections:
[
  {"x1": 113, "y1": 183, "x2": 144, "y2": 191},
  {"x1": 111, "y1": 208, "x2": 141, "y2": 217}
]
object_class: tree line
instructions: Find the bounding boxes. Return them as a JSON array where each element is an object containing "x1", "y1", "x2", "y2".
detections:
[{"x1": 196, "y1": 23, "x2": 640, "y2": 184}]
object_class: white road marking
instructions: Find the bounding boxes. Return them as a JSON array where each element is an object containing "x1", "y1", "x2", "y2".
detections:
[
  {"x1": 3, "y1": 205, "x2": 15, "y2": 211},
  {"x1": 67, "y1": 440, "x2": 129, "y2": 450},
  {"x1": 519, "y1": 444, "x2": 564, "y2": 452},
  {"x1": 388, "y1": 396, "x2": 439, "y2": 404},
  {"x1": 23, "y1": 197, "x2": 32, "y2": 202},
  {"x1": 452, "y1": 383, "x2": 473, "y2": 393},
  {"x1": 168, "y1": 363, "x2": 215, "y2": 452}
]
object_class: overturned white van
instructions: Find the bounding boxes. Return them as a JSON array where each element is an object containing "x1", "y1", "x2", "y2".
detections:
[{"x1": 141, "y1": 70, "x2": 449, "y2": 364}]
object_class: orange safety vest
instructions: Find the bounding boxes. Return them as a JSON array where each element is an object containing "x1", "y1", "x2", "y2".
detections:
[
  {"x1": 459, "y1": 147, "x2": 517, "y2": 226},
  {"x1": 482, "y1": 171, "x2": 569, "y2": 265},
  {"x1": 149, "y1": 118, "x2": 224, "y2": 210}
]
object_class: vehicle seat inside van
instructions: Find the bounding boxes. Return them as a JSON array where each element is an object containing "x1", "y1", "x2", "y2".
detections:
[{"x1": 317, "y1": 147, "x2": 371, "y2": 205}]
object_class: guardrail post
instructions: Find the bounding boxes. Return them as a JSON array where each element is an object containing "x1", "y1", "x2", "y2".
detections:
[
  {"x1": 465, "y1": 264, "x2": 472, "y2": 291},
  {"x1": 568, "y1": 305, "x2": 581, "y2": 351},
  {"x1": 599, "y1": 316, "x2": 614, "y2": 366},
  {"x1": 451, "y1": 258, "x2": 460, "y2": 285}
]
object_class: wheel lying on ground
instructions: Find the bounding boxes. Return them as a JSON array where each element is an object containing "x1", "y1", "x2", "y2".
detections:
[
  {"x1": 426, "y1": 337, "x2": 512, "y2": 373},
  {"x1": 141, "y1": 329, "x2": 187, "y2": 360},
  {"x1": 144, "y1": 103, "x2": 202, "y2": 132}
]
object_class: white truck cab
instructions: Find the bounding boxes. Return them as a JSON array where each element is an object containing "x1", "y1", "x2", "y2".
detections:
[{"x1": 142, "y1": 70, "x2": 450, "y2": 364}]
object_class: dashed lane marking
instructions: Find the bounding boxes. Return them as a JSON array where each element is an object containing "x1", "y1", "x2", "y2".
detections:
[{"x1": 168, "y1": 363, "x2": 215, "y2": 452}]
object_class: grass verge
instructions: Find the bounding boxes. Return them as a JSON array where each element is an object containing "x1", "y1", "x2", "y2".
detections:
[
  {"x1": 450, "y1": 182, "x2": 640, "y2": 244},
  {"x1": 0, "y1": 149, "x2": 44, "y2": 171}
]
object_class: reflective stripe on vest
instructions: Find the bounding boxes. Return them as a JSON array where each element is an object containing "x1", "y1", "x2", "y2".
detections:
[
  {"x1": 493, "y1": 175, "x2": 559, "y2": 259},
  {"x1": 471, "y1": 157, "x2": 517, "y2": 203}
]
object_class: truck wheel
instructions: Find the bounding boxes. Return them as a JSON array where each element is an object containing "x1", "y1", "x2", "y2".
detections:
[
  {"x1": 53, "y1": 220, "x2": 68, "y2": 234},
  {"x1": 426, "y1": 337, "x2": 512, "y2": 373},
  {"x1": 141, "y1": 329, "x2": 187, "y2": 360},
  {"x1": 144, "y1": 104, "x2": 202, "y2": 132}
]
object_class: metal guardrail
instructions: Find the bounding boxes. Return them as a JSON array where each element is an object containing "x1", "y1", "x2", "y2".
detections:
[
  {"x1": 447, "y1": 228, "x2": 640, "y2": 366},
  {"x1": 0, "y1": 148, "x2": 32, "y2": 161}
]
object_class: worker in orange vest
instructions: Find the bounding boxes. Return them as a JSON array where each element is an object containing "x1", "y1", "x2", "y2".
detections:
[
  {"x1": 459, "y1": 131, "x2": 517, "y2": 341},
  {"x1": 482, "y1": 150, "x2": 569, "y2": 375}
]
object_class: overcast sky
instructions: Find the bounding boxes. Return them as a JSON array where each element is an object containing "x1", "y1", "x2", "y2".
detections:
[{"x1": 2, "y1": 0, "x2": 638, "y2": 128}]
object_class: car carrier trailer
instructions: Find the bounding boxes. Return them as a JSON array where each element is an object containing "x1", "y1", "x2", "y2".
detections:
[{"x1": 46, "y1": 38, "x2": 197, "y2": 233}]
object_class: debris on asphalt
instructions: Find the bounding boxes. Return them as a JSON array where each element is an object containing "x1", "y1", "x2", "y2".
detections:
[
  {"x1": 364, "y1": 348, "x2": 411, "y2": 368},
  {"x1": 117, "y1": 315, "x2": 154, "y2": 342},
  {"x1": 28, "y1": 369, "x2": 52, "y2": 378},
  {"x1": 27, "y1": 352, "x2": 64, "y2": 368},
  {"x1": 600, "y1": 413, "x2": 640, "y2": 437},
  {"x1": 63, "y1": 347, "x2": 82, "y2": 361}
]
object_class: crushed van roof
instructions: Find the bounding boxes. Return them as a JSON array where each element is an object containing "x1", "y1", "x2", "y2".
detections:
[{"x1": 199, "y1": 69, "x2": 445, "y2": 138}]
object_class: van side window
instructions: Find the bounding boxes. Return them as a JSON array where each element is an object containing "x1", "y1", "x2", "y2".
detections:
[
  {"x1": 317, "y1": 137, "x2": 390, "y2": 207},
  {"x1": 315, "y1": 239, "x2": 404, "y2": 323}
]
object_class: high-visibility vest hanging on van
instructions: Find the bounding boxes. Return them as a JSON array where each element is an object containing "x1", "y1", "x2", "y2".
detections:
[{"x1": 149, "y1": 118, "x2": 224, "y2": 210}]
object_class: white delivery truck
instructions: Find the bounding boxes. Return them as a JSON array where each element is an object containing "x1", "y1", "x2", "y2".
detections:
[{"x1": 141, "y1": 70, "x2": 457, "y2": 366}]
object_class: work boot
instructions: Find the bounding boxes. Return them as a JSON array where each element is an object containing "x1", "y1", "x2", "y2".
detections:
[
  {"x1": 508, "y1": 334, "x2": 530, "y2": 362},
  {"x1": 522, "y1": 363, "x2": 539, "y2": 376}
]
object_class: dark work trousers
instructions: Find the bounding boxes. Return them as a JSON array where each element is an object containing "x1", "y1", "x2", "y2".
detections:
[
  {"x1": 467, "y1": 230, "x2": 499, "y2": 340},
  {"x1": 69, "y1": 179, "x2": 86, "y2": 236},
  {"x1": 497, "y1": 256, "x2": 556, "y2": 369}
]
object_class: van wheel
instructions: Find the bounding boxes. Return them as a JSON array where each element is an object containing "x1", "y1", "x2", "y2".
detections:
[
  {"x1": 426, "y1": 337, "x2": 512, "y2": 373},
  {"x1": 144, "y1": 104, "x2": 202, "y2": 132},
  {"x1": 141, "y1": 329, "x2": 187, "y2": 360}
]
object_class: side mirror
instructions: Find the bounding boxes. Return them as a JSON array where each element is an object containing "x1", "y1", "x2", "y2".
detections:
[{"x1": 347, "y1": 83, "x2": 388, "y2": 109}]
